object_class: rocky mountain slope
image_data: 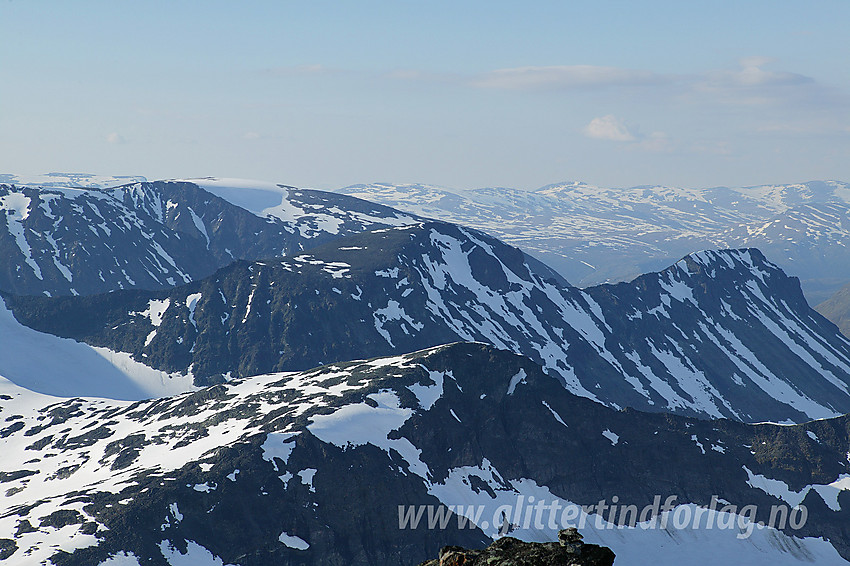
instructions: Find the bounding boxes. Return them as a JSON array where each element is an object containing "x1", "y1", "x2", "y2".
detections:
[
  {"x1": 0, "y1": 180, "x2": 417, "y2": 297},
  {"x1": 817, "y1": 282, "x2": 850, "y2": 339},
  {"x1": 338, "y1": 180, "x2": 850, "y2": 304},
  {"x1": 8, "y1": 221, "x2": 850, "y2": 423},
  {"x1": 1, "y1": 344, "x2": 849, "y2": 565},
  {"x1": 3, "y1": 174, "x2": 850, "y2": 566}
]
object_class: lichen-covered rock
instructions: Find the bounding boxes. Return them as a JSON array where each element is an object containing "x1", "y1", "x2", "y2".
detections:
[{"x1": 416, "y1": 529, "x2": 615, "y2": 566}]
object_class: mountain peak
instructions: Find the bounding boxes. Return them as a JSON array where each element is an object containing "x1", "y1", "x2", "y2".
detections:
[
  {"x1": 9, "y1": 215, "x2": 850, "y2": 423},
  {"x1": 676, "y1": 248, "x2": 775, "y2": 276}
]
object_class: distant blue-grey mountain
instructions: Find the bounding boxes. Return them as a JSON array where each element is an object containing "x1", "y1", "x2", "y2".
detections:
[{"x1": 338, "y1": 180, "x2": 850, "y2": 305}]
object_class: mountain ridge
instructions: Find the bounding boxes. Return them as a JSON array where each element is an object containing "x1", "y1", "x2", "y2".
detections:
[
  {"x1": 0, "y1": 180, "x2": 418, "y2": 297},
  {"x1": 1, "y1": 343, "x2": 849, "y2": 565},
  {"x1": 7, "y1": 221, "x2": 850, "y2": 423},
  {"x1": 338, "y1": 180, "x2": 850, "y2": 304},
  {"x1": 3, "y1": 173, "x2": 850, "y2": 565}
]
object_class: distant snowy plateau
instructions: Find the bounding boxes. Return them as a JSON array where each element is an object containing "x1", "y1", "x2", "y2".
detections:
[
  {"x1": 2, "y1": 173, "x2": 850, "y2": 565},
  {"x1": 340, "y1": 180, "x2": 850, "y2": 305}
]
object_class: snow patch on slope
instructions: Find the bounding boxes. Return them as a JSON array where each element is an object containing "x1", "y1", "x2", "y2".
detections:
[
  {"x1": 278, "y1": 532, "x2": 309, "y2": 550},
  {"x1": 0, "y1": 298, "x2": 195, "y2": 400},
  {"x1": 174, "y1": 177, "x2": 290, "y2": 216},
  {"x1": 745, "y1": 466, "x2": 850, "y2": 512},
  {"x1": 408, "y1": 369, "x2": 446, "y2": 410},
  {"x1": 159, "y1": 540, "x2": 235, "y2": 566},
  {"x1": 308, "y1": 390, "x2": 429, "y2": 478}
]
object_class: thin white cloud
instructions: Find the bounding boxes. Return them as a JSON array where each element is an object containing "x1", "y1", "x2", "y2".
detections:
[
  {"x1": 689, "y1": 141, "x2": 733, "y2": 156},
  {"x1": 385, "y1": 69, "x2": 425, "y2": 80},
  {"x1": 381, "y1": 68, "x2": 463, "y2": 85},
  {"x1": 693, "y1": 57, "x2": 817, "y2": 107},
  {"x1": 106, "y1": 132, "x2": 125, "y2": 144},
  {"x1": 704, "y1": 57, "x2": 813, "y2": 88},
  {"x1": 471, "y1": 65, "x2": 667, "y2": 91},
  {"x1": 582, "y1": 117, "x2": 674, "y2": 152},
  {"x1": 271, "y1": 59, "x2": 828, "y2": 110},
  {"x1": 460, "y1": 59, "x2": 832, "y2": 111},
  {"x1": 583, "y1": 115, "x2": 636, "y2": 142},
  {"x1": 470, "y1": 59, "x2": 815, "y2": 98}
]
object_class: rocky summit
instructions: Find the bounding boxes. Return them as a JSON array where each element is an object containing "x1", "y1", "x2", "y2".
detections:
[{"x1": 416, "y1": 529, "x2": 615, "y2": 566}]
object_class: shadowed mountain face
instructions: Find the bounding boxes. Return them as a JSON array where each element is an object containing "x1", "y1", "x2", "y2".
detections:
[
  {"x1": 0, "y1": 181, "x2": 417, "y2": 297},
  {"x1": 1, "y1": 344, "x2": 849, "y2": 565},
  {"x1": 817, "y1": 282, "x2": 850, "y2": 339},
  {"x1": 8, "y1": 221, "x2": 850, "y2": 424}
]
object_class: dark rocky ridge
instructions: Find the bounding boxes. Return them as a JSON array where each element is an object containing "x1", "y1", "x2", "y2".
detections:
[
  {"x1": 0, "y1": 181, "x2": 417, "y2": 296},
  {"x1": 1, "y1": 344, "x2": 849, "y2": 564},
  {"x1": 7, "y1": 222, "x2": 850, "y2": 423}
]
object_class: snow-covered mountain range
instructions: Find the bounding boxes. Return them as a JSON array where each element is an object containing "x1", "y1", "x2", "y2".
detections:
[
  {"x1": 0, "y1": 173, "x2": 148, "y2": 189},
  {"x1": 338, "y1": 180, "x2": 850, "y2": 305},
  {"x1": 7, "y1": 220, "x2": 850, "y2": 423},
  {"x1": 2, "y1": 344, "x2": 849, "y2": 565},
  {"x1": 4, "y1": 174, "x2": 850, "y2": 565},
  {"x1": 0, "y1": 180, "x2": 416, "y2": 296},
  {"x1": 7, "y1": 174, "x2": 849, "y2": 306}
]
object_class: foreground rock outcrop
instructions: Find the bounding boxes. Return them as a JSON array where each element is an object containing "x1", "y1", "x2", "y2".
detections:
[{"x1": 416, "y1": 529, "x2": 615, "y2": 566}]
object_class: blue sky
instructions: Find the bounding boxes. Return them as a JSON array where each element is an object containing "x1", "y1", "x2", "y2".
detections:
[{"x1": 2, "y1": 1, "x2": 848, "y2": 190}]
